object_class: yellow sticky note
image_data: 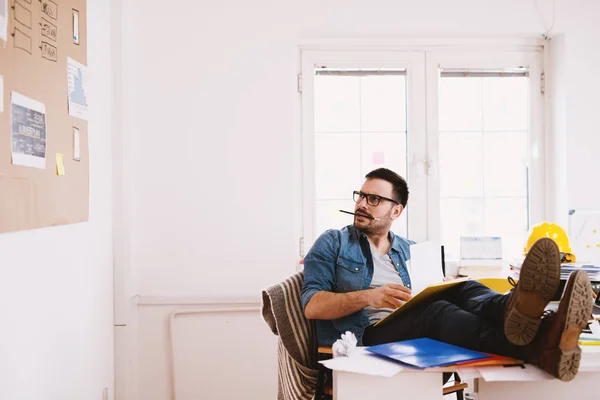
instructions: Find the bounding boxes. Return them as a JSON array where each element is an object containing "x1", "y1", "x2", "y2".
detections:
[{"x1": 56, "y1": 153, "x2": 65, "y2": 175}]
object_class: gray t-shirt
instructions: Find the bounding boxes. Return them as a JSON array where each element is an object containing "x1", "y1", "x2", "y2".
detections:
[{"x1": 365, "y1": 244, "x2": 407, "y2": 325}]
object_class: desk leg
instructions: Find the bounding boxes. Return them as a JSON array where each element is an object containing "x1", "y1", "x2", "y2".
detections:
[
  {"x1": 333, "y1": 370, "x2": 443, "y2": 400},
  {"x1": 476, "y1": 371, "x2": 598, "y2": 400}
]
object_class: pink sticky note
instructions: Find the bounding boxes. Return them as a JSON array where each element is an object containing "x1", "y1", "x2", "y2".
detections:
[{"x1": 372, "y1": 152, "x2": 385, "y2": 165}]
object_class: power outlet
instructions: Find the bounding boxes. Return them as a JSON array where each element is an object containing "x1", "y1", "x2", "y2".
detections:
[{"x1": 102, "y1": 388, "x2": 108, "y2": 400}]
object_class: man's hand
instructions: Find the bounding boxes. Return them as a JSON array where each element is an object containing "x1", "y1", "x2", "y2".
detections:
[
  {"x1": 304, "y1": 284, "x2": 412, "y2": 320},
  {"x1": 367, "y1": 284, "x2": 412, "y2": 309}
]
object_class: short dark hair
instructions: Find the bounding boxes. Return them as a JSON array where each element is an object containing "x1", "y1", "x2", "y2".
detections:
[{"x1": 365, "y1": 168, "x2": 409, "y2": 207}]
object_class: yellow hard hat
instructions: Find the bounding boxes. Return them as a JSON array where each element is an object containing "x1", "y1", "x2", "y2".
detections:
[{"x1": 524, "y1": 222, "x2": 576, "y2": 263}]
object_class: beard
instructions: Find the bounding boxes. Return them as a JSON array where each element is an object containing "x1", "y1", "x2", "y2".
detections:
[{"x1": 353, "y1": 209, "x2": 393, "y2": 235}]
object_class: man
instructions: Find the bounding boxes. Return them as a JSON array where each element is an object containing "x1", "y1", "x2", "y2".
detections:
[{"x1": 301, "y1": 168, "x2": 593, "y2": 381}]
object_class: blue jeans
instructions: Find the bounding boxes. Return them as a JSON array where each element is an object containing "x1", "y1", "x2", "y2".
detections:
[{"x1": 362, "y1": 281, "x2": 526, "y2": 360}]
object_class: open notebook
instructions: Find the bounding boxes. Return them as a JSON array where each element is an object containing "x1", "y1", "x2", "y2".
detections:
[
  {"x1": 373, "y1": 278, "x2": 468, "y2": 326},
  {"x1": 374, "y1": 241, "x2": 468, "y2": 327}
]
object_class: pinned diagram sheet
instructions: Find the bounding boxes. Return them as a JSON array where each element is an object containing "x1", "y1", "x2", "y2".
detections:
[
  {"x1": 11, "y1": 91, "x2": 47, "y2": 169},
  {"x1": 67, "y1": 57, "x2": 88, "y2": 120}
]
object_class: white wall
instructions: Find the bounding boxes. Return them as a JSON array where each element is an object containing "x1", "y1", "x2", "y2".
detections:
[
  {"x1": 563, "y1": 17, "x2": 600, "y2": 209},
  {"x1": 0, "y1": 1, "x2": 114, "y2": 399},
  {"x1": 545, "y1": 34, "x2": 569, "y2": 226},
  {"x1": 120, "y1": 0, "x2": 600, "y2": 399}
]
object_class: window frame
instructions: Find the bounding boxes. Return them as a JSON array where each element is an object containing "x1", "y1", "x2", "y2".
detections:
[
  {"x1": 425, "y1": 50, "x2": 545, "y2": 256},
  {"x1": 300, "y1": 50, "x2": 428, "y2": 252},
  {"x1": 299, "y1": 46, "x2": 545, "y2": 260}
]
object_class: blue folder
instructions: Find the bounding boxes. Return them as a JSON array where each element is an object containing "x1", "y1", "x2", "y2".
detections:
[{"x1": 366, "y1": 338, "x2": 491, "y2": 368}]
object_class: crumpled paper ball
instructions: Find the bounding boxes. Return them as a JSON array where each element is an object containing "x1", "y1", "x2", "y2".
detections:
[{"x1": 332, "y1": 331, "x2": 357, "y2": 357}]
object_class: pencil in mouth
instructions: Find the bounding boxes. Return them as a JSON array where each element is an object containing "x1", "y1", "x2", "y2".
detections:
[{"x1": 339, "y1": 210, "x2": 380, "y2": 221}]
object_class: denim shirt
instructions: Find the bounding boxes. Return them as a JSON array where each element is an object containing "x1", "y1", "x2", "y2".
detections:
[{"x1": 301, "y1": 225, "x2": 415, "y2": 346}]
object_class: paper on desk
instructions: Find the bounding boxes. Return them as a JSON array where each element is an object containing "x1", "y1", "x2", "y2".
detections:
[
  {"x1": 479, "y1": 365, "x2": 554, "y2": 382},
  {"x1": 319, "y1": 347, "x2": 403, "y2": 377},
  {"x1": 579, "y1": 345, "x2": 600, "y2": 371},
  {"x1": 589, "y1": 320, "x2": 600, "y2": 336},
  {"x1": 409, "y1": 241, "x2": 444, "y2": 295},
  {"x1": 456, "y1": 367, "x2": 482, "y2": 381}
]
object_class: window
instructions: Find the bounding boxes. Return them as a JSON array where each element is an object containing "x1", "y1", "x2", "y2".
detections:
[
  {"x1": 438, "y1": 70, "x2": 530, "y2": 260},
  {"x1": 300, "y1": 51, "x2": 427, "y2": 252},
  {"x1": 313, "y1": 69, "x2": 408, "y2": 238},
  {"x1": 427, "y1": 52, "x2": 544, "y2": 261},
  {"x1": 301, "y1": 48, "x2": 544, "y2": 261}
]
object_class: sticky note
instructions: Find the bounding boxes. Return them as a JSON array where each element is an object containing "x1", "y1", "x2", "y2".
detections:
[
  {"x1": 372, "y1": 152, "x2": 385, "y2": 165},
  {"x1": 56, "y1": 153, "x2": 65, "y2": 175}
]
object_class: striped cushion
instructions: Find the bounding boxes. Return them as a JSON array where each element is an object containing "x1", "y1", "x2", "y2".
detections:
[{"x1": 262, "y1": 271, "x2": 319, "y2": 400}]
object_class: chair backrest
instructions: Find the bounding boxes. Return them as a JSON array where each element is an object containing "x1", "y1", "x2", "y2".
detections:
[
  {"x1": 262, "y1": 271, "x2": 319, "y2": 400},
  {"x1": 262, "y1": 271, "x2": 317, "y2": 366}
]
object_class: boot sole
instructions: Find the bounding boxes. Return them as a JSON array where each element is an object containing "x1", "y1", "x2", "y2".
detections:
[
  {"x1": 554, "y1": 270, "x2": 593, "y2": 382},
  {"x1": 505, "y1": 238, "x2": 561, "y2": 345}
]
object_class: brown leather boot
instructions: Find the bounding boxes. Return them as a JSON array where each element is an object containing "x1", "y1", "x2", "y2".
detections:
[
  {"x1": 504, "y1": 238, "x2": 561, "y2": 345},
  {"x1": 531, "y1": 269, "x2": 593, "y2": 381}
]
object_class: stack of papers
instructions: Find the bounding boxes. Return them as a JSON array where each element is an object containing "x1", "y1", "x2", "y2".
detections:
[
  {"x1": 320, "y1": 340, "x2": 523, "y2": 379},
  {"x1": 458, "y1": 237, "x2": 505, "y2": 278},
  {"x1": 560, "y1": 264, "x2": 600, "y2": 281},
  {"x1": 579, "y1": 332, "x2": 600, "y2": 346},
  {"x1": 510, "y1": 262, "x2": 600, "y2": 282},
  {"x1": 580, "y1": 320, "x2": 600, "y2": 346},
  {"x1": 321, "y1": 343, "x2": 600, "y2": 381},
  {"x1": 457, "y1": 265, "x2": 506, "y2": 279}
]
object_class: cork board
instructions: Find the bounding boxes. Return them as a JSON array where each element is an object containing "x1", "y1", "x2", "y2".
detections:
[{"x1": 0, "y1": 0, "x2": 88, "y2": 234}]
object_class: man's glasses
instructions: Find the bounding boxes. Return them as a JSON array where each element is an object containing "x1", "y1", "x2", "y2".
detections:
[{"x1": 353, "y1": 191, "x2": 399, "y2": 207}]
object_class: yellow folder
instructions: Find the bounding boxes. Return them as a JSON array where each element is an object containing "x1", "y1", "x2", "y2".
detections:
[
  {"x1": 374, "y1": 278, "x2": 469, "y2": 327},
  {"x1": 579, "y1": 340, "x2": 600, "y2": 346}
]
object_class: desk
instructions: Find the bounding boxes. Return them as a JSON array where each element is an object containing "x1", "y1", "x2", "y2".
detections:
[
  {"x1": 475, "y1": 372, "x2": 598, "y2": 399},
  {"x1": 334, "y1": 369, "x2": 442, "y2": 399},
  {"x1": 333, "y1": 369, "x2": 599, "y2": 400},
  {"x1": 327, "y1": 345, "x2": 600, "y2": 399}
]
